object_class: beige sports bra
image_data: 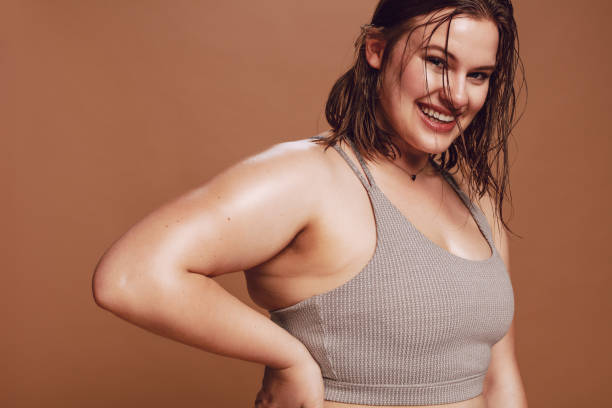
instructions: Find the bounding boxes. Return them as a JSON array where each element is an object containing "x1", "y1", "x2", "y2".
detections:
[{"x1": 269, "y1": 136, "x2": 515, "y2": 405}]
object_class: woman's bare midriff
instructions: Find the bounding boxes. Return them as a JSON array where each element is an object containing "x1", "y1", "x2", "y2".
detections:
[{"x1": 323, "y1": 393, "x2": 487, "y2": 408}]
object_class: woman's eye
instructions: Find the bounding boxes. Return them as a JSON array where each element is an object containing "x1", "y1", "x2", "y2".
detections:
[
  {"x1": 425, "y1": 56, "x2": 491, "y2": 81},
  {"x1": 469, "y1": 72, "x2": 490, "y2": 81},
  {"x1": 426, "y1": 57, "x2": 446, "y2": 68}
]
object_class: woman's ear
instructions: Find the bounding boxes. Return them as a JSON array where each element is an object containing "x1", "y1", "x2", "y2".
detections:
[{"x1": 364, "y1": 32, "x2": 386, "y2": 70}]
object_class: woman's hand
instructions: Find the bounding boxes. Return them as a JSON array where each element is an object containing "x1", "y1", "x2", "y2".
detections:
[{"x1": 254, "y1": 355, "x2": 324, "y2": 408}]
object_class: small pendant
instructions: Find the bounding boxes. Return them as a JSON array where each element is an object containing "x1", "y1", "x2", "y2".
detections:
[{"x1": 411, "y1": 174, "x2": 416, "y2": 181}]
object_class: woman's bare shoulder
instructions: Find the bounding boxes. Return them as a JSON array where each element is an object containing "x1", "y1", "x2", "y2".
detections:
[
  {"x1": 243, "y1": 135, "x2": 334, "y2": 173},
  {"x1": 234, "y1": 134, "x2": 341, "y2": 193}
]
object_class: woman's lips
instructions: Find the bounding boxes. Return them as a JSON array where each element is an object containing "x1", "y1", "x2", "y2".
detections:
[{"x1": 417, "y1": 103, "x2": 456, "y2": 133}]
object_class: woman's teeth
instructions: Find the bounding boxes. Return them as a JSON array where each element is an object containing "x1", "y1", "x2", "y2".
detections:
[{"x1": 418, "y1": 105, "x2": 454, "y2": 123}]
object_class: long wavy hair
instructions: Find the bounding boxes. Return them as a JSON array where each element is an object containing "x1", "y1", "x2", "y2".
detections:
[{"x1": 314, "y1": 0, "x2": 526, "y2": 237}]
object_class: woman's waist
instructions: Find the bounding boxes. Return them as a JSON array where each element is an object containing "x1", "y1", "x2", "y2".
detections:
[{"x1": 323, "y1": 393, "x2": 487, "y2": 408}]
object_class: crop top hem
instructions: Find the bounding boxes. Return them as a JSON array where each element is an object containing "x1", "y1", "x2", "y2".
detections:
[{"x1": 323, "y1": 371, "x2": 486, "y2": 405}]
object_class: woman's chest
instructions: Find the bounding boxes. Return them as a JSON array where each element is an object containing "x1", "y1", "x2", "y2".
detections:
[{"x1": 244, "y1": 172, "x2": 496, "y2": 313}]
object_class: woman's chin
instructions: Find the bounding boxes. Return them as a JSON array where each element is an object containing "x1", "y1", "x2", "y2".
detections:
[
  {"x1": 392, "y1": 130, "x2": 458, "y2": 156},
  {"x1": 415, "y1": 138, "x2": 456, "y2": 156}
]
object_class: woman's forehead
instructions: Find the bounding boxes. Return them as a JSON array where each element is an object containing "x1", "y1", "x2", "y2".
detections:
[{"x1": 399, "y1": 14, "x2": 499, "y2": 66}]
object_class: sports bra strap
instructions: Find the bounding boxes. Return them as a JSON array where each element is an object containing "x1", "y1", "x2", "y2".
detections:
[
  {"x1": 346, "y1": 139, "x2": 377, "y2": 189},
  {"x1": 330, "y1": 140, "x2": 375, "y2": 192},
  {"x1": 440, "y1": 169, "x2": 495, "y2": 248},
  {"x1": 440, "y1": 170, "x2": 472, "y2": 211},
  {"x1": 309, "y1": 135, "x2": 376, "y2": 191}
]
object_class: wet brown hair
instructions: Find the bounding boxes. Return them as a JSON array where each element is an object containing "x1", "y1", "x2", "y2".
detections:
[{"x1": 315, "y1": 0, "x2": 526, "y2": 237}]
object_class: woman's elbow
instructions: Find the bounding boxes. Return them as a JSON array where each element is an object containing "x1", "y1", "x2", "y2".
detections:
[
  {"x1": 91, "y1": 250, "x2": 183, "y2": 318},
  {"x1": 91, "y1": 256, "x2": 131, "y2": 311}
]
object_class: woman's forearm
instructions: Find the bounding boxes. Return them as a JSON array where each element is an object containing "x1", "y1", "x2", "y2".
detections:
[{"x1": 93, "y1": 266, "x2": 310, "y2": 370}]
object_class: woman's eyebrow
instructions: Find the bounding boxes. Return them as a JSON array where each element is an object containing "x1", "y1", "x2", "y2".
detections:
[{"x1": 424, "y1": 44, "x2": 496, "y2": 71}]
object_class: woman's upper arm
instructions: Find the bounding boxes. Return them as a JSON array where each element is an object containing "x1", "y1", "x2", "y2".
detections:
[{"x1": 93, "y1": 140, "x2": 328, "y2": 297}]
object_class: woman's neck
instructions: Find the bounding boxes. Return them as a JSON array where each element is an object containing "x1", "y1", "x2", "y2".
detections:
[{"x1": 384, "y1": 137, "x2": 438, "y2": 178}]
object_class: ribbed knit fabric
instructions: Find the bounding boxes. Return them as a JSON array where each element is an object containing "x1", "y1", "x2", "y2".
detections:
[{"x1": 268, "y1": 137, "x2": 515, "y2": 406}]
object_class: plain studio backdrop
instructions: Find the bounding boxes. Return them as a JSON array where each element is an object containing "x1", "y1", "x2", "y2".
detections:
[{"x1": 2, "y1": 1, "x2": 611, "y2": 407}]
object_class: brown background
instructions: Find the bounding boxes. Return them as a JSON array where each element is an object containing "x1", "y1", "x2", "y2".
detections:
[{"x1": 2, "y1": 0, "x2": 611, "y2": 407}]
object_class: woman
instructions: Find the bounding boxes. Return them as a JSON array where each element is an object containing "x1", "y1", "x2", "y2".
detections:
[{"x1": 92, "y1": 0, "x2": 528, "y2": 407}]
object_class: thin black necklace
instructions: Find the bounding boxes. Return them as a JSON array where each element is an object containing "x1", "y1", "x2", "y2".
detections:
[{"x1": 390, "y1": 156, "x2": 435, "y2": 181}]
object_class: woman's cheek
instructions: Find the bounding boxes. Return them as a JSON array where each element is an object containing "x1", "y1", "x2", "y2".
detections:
[{"x1": 476, "y1": 83, "x2": 491, "y2": 107}]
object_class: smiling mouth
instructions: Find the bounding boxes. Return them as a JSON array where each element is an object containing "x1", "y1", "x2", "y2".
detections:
[{"x1": 417, "y1": 103, "x2": 455, "y2": 124}]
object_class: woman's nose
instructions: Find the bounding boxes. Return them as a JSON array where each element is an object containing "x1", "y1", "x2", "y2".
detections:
[{"x1": 440, "y1": 74, "x2": 468, "y2": 114}]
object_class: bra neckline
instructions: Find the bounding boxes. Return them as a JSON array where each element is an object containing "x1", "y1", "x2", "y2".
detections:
[
  {"x1": 338, "y1": 136, "x2": 497, "y2": 264},
  {"x1": 371, "y1": 182, "x2": 497, "y2": 264},
  {"x1": 313, "y1": 135, "x2": 497, "y2": 263}
]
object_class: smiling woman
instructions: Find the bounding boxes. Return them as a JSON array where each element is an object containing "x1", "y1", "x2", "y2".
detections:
[
  {"x1": 92, "y1": 1, "x2": 527, "y2": 407},
  {"x1": 371, "y1": 13, "x2": 500, "y2": 153}
]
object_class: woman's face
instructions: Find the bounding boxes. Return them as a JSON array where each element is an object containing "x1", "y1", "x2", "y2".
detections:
[{"x1": 368, "y1": 12, "x2": 499, "y2": 156}]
